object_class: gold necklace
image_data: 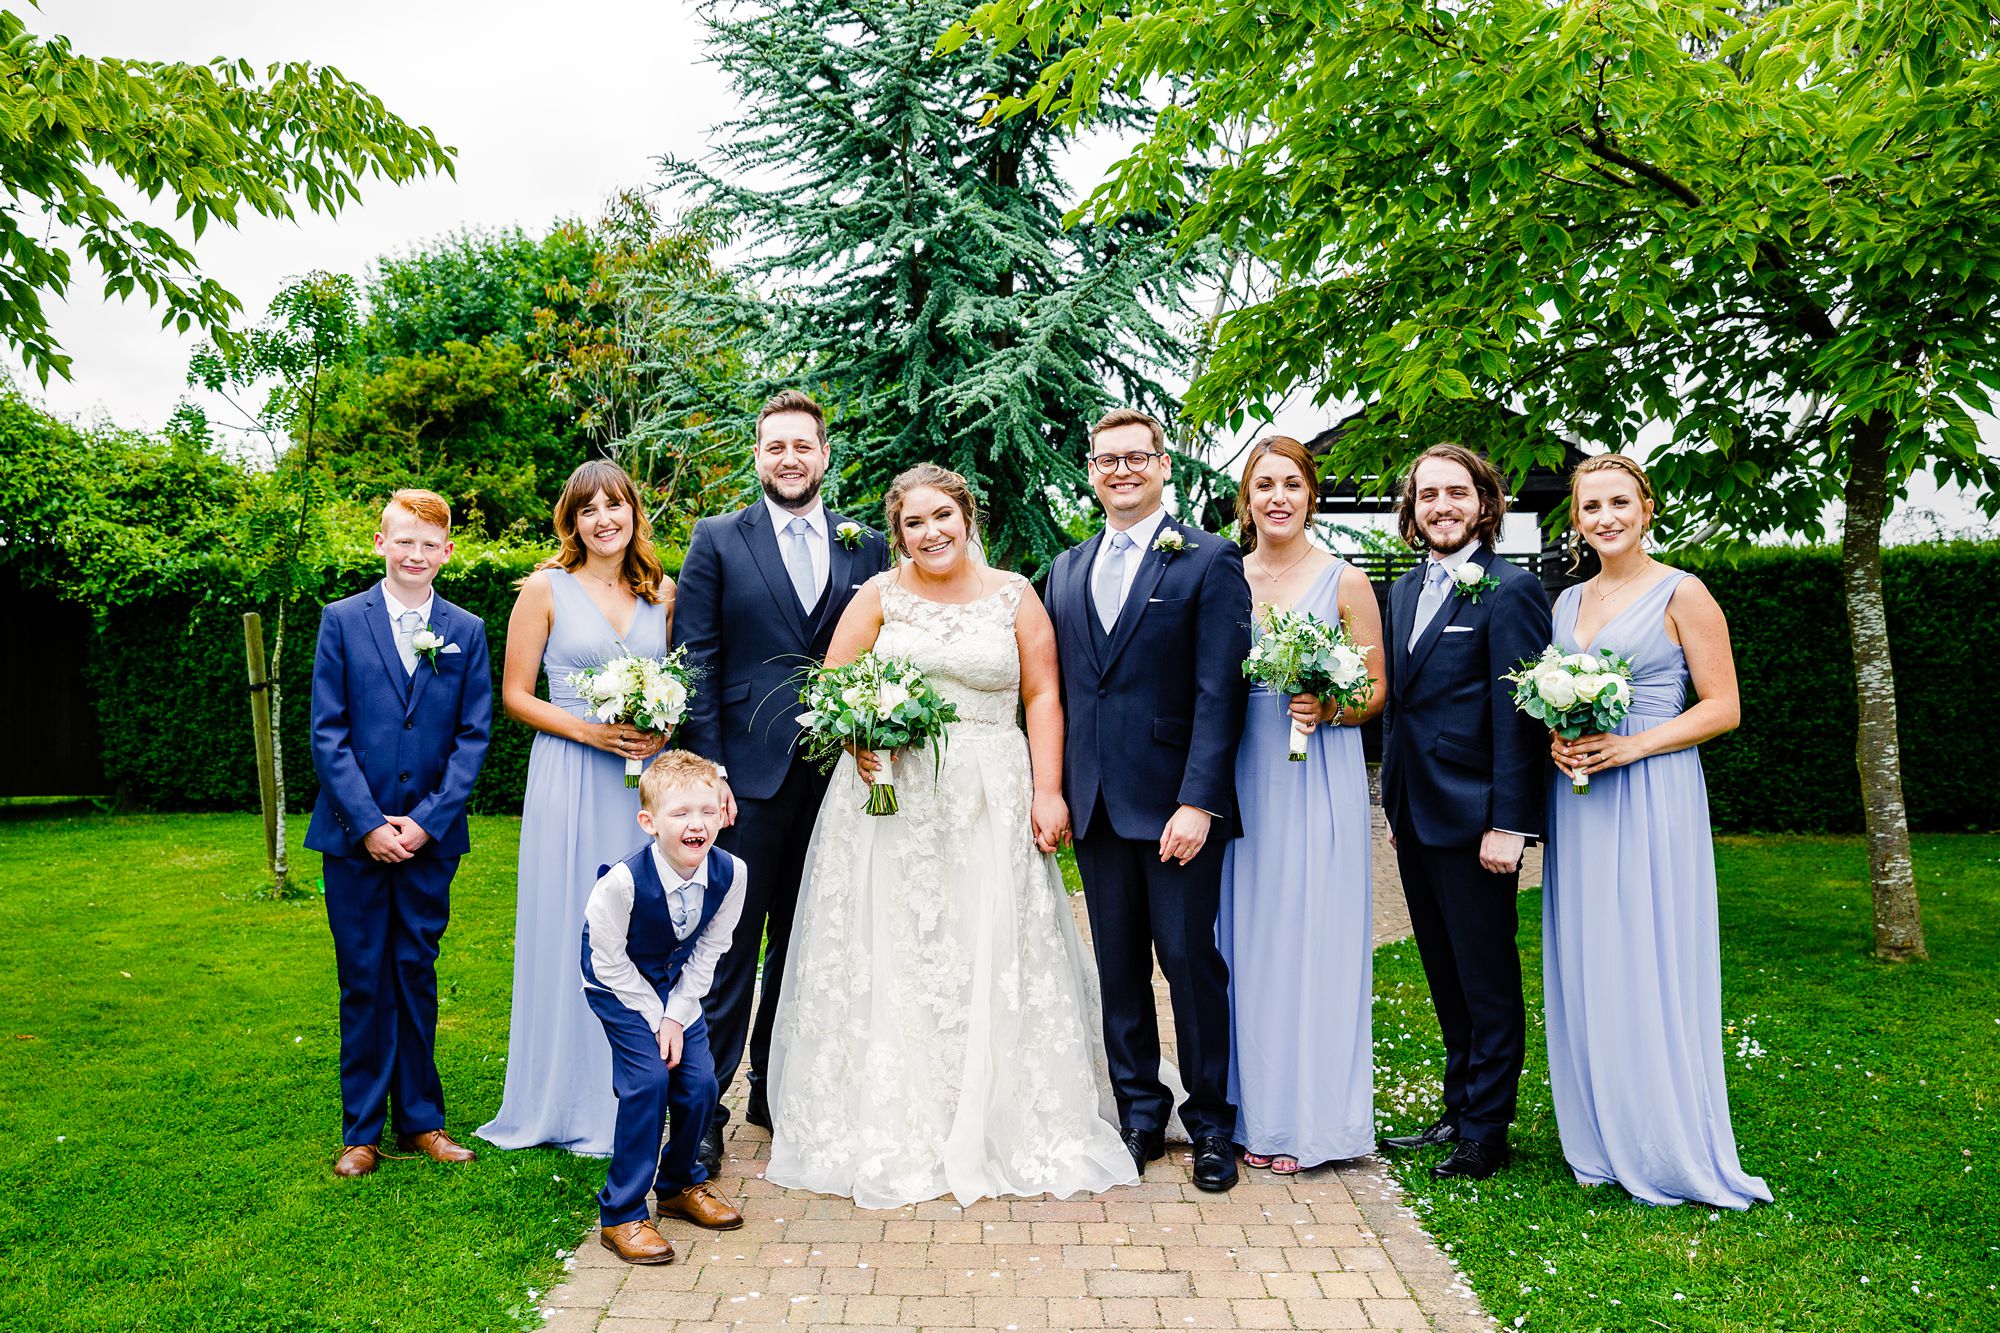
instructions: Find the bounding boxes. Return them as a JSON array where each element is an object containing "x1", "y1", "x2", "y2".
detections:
[
  {"x1": 1250, "y1": 544, "x2": 1312, "y2": 583},
  {"x1": 1592, "y1": 561, "x2": 1652, "y2": 602}
]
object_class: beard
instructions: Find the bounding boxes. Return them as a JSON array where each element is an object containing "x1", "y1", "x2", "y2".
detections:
[
  {"x1": 761, "y1": 471, "x2": 824, "y2": 510},
  {"x1": 1421, "y1": 510, "x2": 1480, "y2": 554}
]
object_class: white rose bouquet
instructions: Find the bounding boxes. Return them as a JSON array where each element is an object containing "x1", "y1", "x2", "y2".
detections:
[
  {"x1": 1242, "y1": 606, "x2": 1375, "y2": 761},
  {"x1": 1505, "y1": 646, "x2": 1635, "y2": 793},
  {"x1": 795, "y1": 651, "x2": 960, "y2": 815},
  {"x1": 569, "y1": 646, "x2": 699, "y2": 787}
]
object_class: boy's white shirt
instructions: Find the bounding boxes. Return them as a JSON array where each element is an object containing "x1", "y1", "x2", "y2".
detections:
[{"x1": 582, "y1": 846, "x2": 748, "y2": 1033}]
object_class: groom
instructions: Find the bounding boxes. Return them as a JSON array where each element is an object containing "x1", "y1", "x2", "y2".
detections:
[
  {"x1": 1378, "y1": 443, "x2": 1552, "y2": 1180},
  {"x1": 673, "y1": 389, "x2": 890, "y2": 1173},
  {"x1": 1046, "y1": 407, "x2": 1251, "y2": 1192}
]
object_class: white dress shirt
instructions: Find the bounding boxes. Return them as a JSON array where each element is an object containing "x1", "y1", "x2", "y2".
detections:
[
  {"x1": 763, "y1": 496, "x2": 830, "y2": 605},
  {"x1": 582, "y1": 846, "x2": 749, "y2": 1033},
  {"x1": 1089, "y1": 505, "x2": 1171, "y2": 624},
  {"x1": 383, "y1": 585, "x2": 435, "y2": 676}
]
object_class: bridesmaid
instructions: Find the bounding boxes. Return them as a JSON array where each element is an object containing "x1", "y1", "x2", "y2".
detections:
[
  {"x1": 477, "y1": 461, "x2": 675, "y2": 1154},
  {"x1": 1218, "y1": 435, "x2": 1385, "y2": 1173},
  {"x1": 1542, "y1": 454, "x2": 1769, "y2": 1209}
]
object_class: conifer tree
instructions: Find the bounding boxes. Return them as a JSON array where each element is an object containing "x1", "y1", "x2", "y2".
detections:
[{"x1": 659, "y1": 0, "x2": 1200, "y2": 568}]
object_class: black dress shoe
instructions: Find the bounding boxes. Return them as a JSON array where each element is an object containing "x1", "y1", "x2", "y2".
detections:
[
  {"x1": 696, "y1": 1120, "x2": 724, "y2": 1177},
  {"x1": 1430, "y1": 1139, "x2": 1509, "y2": 1180},
  {"x1": 1191, "y1": 1135, "x2": 1239, "y2": 1192},
  {"x1": 1381, "y1": 1115, "x2": 1459, "y2": 1151},
  {"x1": 745, "y1": 1085, "x2": 773, "y2": 1133},
  {"x1": 1120, "y1": 1127, "x2": 1166, "y2": 1176}
]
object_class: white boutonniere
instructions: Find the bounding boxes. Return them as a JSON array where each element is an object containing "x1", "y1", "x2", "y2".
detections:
[
  {"x1": 1152, "y1": 529, "x2": 1193, "y2": 556},
  {"x1": 1449, "y1": 563, "x2": 1502, "y2": 603},
  {"x1": 836, "y1": 521, "x2": 865, "y2": 550},
  {"x1": 409, "y1": 624, "x2": 446, "y2": 672}
]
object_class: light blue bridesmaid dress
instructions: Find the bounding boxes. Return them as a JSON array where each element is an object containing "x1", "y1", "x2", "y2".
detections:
[
  {"x1": 476, "y1": 568, "x2": 668, "y2": 1155},
  {"x1": 1218, "y1": 559, "x2": 1374, "y2": 1167},
  {"x1": 1542, "y1": 569, "x2": 1770, "y2": 1208}
]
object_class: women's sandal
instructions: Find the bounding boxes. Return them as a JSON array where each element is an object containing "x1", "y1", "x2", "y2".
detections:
[
  {"x1": 1270, "y1": 1156, "x2": 1302, "y2": 1175},
  {"x1": 1243, "y1": 1153, "x2": 1276, "y2": 1169}
]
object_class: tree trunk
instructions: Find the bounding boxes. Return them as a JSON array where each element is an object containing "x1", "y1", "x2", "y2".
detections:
[
  {"x1": 1840, "y1": 416, "x2": 1926, "y2": 961},
  {"x1": 268, "y1": 603, "x2": 293, "y2": 897}
]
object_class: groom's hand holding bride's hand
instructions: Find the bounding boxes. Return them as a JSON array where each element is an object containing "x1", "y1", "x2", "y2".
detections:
[
  {"x1": 1031, "y1": 790, "x2": 1071, "y2": 853},
  {"x1": 657, "y1": 1017, "x2": 685, "y2": 1070},
  {"x1": 1159, "y1": 805, "x2": 1212, "y2": 865}
]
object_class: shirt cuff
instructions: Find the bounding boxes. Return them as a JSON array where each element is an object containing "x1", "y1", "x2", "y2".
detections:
[{"x1": 662, "y1": 995, "x2": 701, "y2": 1031}]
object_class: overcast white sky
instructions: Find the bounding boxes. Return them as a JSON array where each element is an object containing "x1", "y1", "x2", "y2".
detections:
[{"x1": 13, "y1": 3, "x2": 1991, "y2": 542}]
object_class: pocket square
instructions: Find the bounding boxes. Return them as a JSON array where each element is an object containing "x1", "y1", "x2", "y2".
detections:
[
  {"x1": 441, "y1": 642, "x2": 463, "y2": 654},
  {"x1": 1441, "y1": 625, "x2": 1473, "y2": 634}
]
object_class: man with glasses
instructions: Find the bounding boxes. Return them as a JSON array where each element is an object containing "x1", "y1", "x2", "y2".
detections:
[
  {"x1": 671, "y1": 390, "x2": 890, "y2": 1173},
  {"x1": 1045, "y1": 408, "x2": 1252, "y2": 1192}
]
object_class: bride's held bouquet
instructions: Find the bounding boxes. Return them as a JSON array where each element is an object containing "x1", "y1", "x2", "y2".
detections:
[
  {"x1": 569, "y1": 647, "x2": 699, "y2": 787},
  {"x1": 1241, "y1": 606, "x2": 1375, "y2": 761},
  {"x1": 1505, "y1": 646, "x2": 1635, "y2": 794},
  {"x1": 796, "y1": 651, "x2": 959, "y2": 815}
]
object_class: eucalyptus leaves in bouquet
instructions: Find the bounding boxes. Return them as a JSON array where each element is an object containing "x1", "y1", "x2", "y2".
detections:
[
  {"x1": 1242, "y1": 606, "x2": 1374, "y2": 761},
  {"x1": 1506, "y1": 647, "x2": 1635, "y2": 794},
  {"x1": 796, "y1": 652, "x2": 960, "y2": 815}
]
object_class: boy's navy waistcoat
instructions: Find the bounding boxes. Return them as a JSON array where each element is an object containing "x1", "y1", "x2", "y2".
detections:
[{"x1": 581, "y1": 844, "x2": 736, "y2": 994}]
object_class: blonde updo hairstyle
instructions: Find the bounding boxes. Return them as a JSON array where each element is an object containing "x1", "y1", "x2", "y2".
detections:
[
  {"x1": 1234, "y1": 434, "x2": 1319, "y2": 554},
  {"x1": 884, "y1": 463, "x2": 983, "y2": 562},
  {"x1": 1566, "y1": 453, "x2": 1659, "y2": 569}
]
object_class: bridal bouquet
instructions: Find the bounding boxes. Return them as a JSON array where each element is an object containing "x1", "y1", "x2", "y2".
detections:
[
  {"x1": 796, "y1": 652, "x2": 959, "y2": 815},
  {"x1": 1505, "y1": 647, "x2": 1635, "y2": 794},
  {"x1": 1242, "y1": 606, "x2": 1375, "y2": 761},
  {"x1": 569, "y1": 647, "x2": 698, "y2": 787}
]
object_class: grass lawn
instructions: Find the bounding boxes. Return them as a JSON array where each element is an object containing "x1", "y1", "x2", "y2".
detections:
[
  {"x1": 1372, "y1": 833, "x2": 2000, "y2": 1332},
  {"x1": 0, "y1": 811, "x2": 598, "y2": 1332}
]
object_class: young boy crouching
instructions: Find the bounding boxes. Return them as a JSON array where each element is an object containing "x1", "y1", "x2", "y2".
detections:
[{"x1": 584, "y1": 751, "x2": 748, "y2": 1264}]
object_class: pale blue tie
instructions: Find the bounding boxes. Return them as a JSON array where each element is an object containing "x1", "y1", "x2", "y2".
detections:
[
  {"x1": 783, "y1": 516, "x2": 817, "y2": 610},
  {"x1": 395, "y1": 609, "x2": 421, "y2": 676},
  {"x1": 667, "y1": 879, "x2": 697, "y2": 940},
  {"x1": 1094, "y1": 530, "x2": 1134, "y2": 634},
  {"x1": 1408, "y1": 561, "x2": 1452, "y2": 650}
]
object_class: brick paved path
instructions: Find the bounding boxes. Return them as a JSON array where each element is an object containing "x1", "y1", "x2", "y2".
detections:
[{"x1": 535, "y1": 808, "x2": 1508, "y2": 1332}]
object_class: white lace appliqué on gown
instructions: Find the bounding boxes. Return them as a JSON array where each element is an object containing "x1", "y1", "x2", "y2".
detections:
[{"x1": 766, "y1": 572, "x2": 1139, "y2": 1208}]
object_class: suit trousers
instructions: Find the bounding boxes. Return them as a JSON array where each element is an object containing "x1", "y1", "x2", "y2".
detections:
[
  {"x1": 708, "y1": 754, "x2": 829, "y2": 1110},
  {"x1": 323, "y1": 852, "x2": 455, "y2": 1145},
  {"x1": 1073, "y1": 799, "x2": 1236, "y2": 1140},
  {"x1": 586, "y1": 991, "x2": 718, "y2": 1227},
  {"x1": 1394, "y1": 836, "x2": 1525, "y2": 1144}
]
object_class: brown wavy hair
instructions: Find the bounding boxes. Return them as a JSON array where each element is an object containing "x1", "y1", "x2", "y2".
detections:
[
  {"x1": 1234, "y1": 434, "x2": 1319, "y2": 554},
  {"x1": 537, "y1": 459, "x2": 668, "y2": 603},
  {"x1": 884, "y1": 463, "x2": 981, "y2": 559},
  {"x1": 1396, "y1": 443, "x2": 1508, "y2": 552}
]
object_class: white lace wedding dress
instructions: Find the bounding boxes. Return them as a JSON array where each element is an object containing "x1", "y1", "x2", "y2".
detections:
[{"x1": 766, "y1": 571, "x2": 1139, "y2": 1208}]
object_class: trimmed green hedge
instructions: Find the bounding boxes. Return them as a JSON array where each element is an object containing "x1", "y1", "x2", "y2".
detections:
[{"x1": 76, "y1": 542, "x2": 2000, "y2": 832}]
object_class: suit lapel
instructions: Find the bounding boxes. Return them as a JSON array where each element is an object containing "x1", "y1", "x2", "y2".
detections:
[
  {"x1": 812, "y1": 510, "x2": 859, "y2": 641},
  {"x1": 1066, "y1": 533, "x2": 1106, "y2": 673},
  {"x1": 740, "y1": 503, "x2": 810, "y2": 646},
  {"x1": 405, "y1": 598, "x2": 447, "y2": 717},
  {"x1": 1406, "y1": 567, "x2": 1470, "y2": 679},
  {"x1": 361, "y1": 583, "x2": 414, "y2": 705},
  {"x1": 1101, "y1": 518, "x2": 1176, "y2": 673}
]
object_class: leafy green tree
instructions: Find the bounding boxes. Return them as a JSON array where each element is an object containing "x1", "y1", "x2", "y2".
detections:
[
  {"x1": 973, "y1": 0, "x2": 2000, "y2": 958},
  {"x1": 0, "y1": 10, "x2": 453, "y2": 384},
  {"x1": 185, "y1": 272, "x2": 361, "y2": 897},
  {"x1": 661, "y1": 0, "x2": 1200, "y2": 569},
  {"x1": 362, "y1": 225, "x2": 599, "y2": 363}
]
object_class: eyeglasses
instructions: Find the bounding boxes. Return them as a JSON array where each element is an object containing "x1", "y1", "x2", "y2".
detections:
[{"x1": 1088, "y1": 450, "x2": 1166, "y2": 475}]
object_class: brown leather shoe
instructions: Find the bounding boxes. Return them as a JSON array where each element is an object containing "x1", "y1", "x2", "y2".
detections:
[
  {"x1": 599, "y1": 1219, "x2": 676, "y2": 1265},
  {"x1": 396, "y1": 1129, "x2": 476, "y2": 1163},
  {"x1": 655, "y1": 1179, "x2": 744, "y2": 1230},
  {"x1": 333, "y1": 1144, "x2": 381, "y2": 1178}
]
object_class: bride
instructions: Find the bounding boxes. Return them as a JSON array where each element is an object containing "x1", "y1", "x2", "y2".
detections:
[{"x1": 765, "y1": 463, "x2": 1139, "y2": 1208}]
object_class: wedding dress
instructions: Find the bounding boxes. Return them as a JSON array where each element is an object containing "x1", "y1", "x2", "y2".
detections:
[{"x1": 766, "y1": 571, "x2": 1139, "y2": 1208}]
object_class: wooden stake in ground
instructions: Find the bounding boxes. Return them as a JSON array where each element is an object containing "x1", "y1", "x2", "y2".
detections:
[{"x1": 242, "y1": 612, "x2": 279, "y2": 877}]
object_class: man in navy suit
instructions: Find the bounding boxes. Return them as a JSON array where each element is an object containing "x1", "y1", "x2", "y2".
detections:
[
  {"x1": 1377, "y1": 444, "x2": 1552, "y2": 1181},
  {"x1": 1044, "y1": 408, "x2": 1251, "y2": 1193},
  {"x1": 672, "y1": 390, "x2": 890, "y2": 1171},
  {"x1": 306, "y1": 489, "x2": 493, "y2": 1178}
]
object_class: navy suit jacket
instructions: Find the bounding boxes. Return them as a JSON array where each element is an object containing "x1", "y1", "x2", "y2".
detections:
[
  {"x1": 305, "y1": 582, "x2": 494, "y2": 859},
  {"x1": 671, "y1": 504, "x2": 890, "y2": 801},
  {"x1": 1046, "y1": 514, "x2": 1252, "y2": 842},
  {"x1": 1379, "y1": 551, "x2": 1552, "y2": 849}
]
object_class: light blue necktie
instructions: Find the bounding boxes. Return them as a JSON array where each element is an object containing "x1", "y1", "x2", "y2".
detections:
[
  {"x1": 395, "y1": 609, "x2": 421, "y2": 676},
  {"x1": 1094, "y1": 530, "x2": 1134, "y2": 633},
  {"x1": 1408, "y1": 561, "x2": 1452, "y2": 650},
  {"x1": 783, "y1": 516, "x2": 817, "y2": 610},
  {"x1": 667, "y1": 879, "x2": 697, "y2": 940}
]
